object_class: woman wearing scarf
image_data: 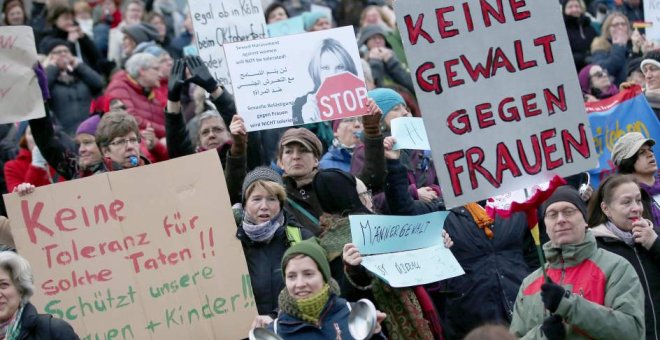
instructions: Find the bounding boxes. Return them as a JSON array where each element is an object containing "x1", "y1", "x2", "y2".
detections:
[
  {"x1": 267, "y1": 238, "x2": 386, "y2": 339},
  {"x1": 0, "y1": 251, "x2": 79, "y2": 339},
  {"x1": 612, "y1": 132, "x2": 660, "y2": 228},
  {"x1": 312, "y1": 168, "x2": 450, "y2": 340},
  {"x1": 640, "y1": 50, "x2": 660, "y2": 119},
  {"x1": 578, "y1": 64, "x2": 619, "y2": 101},
  {"x1": 588, "y1": 174, "x2": 660, "y2": 340},
  {"x1": 233, "y1": 167, "x2": 312, "y2": 329}
]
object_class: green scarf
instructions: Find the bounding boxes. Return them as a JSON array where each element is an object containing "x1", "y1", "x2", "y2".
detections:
[
  {"x1": 278, "y1": 279, "x2": 341, "y2": 326},
  {"x1": 4, "y1": 303, "x2": 24, "y2": 340}
]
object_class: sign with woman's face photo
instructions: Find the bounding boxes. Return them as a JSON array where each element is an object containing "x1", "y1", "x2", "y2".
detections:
[{"x1": 223, "y1": 26, "x2": 368, "y2": 131}]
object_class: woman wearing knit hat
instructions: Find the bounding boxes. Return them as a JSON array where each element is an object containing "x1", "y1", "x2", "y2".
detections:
[
  {"x1": 266, "y1": 238, "x2": 387, "y2": 339},
  {"x1": 587, "y1": 174, "x2": 660, "y2": 340},
  {"x1": 234, "y1": 167, "x2": 313, "y2": 329},
  {"x1": 301, "y1": 11, "x2": 331, "y2": 32},
  {"x1": 611, "y1": 131, "x2": 660, "y2": 227},
  {"x1": 578, "y1": 64, "x2": 619, "y2": 101},
  {"x1": 640, "y1": 50, "x2": 660, "y2": 118},
  {"x1": 358, "y1": 24, "x2": 413, "y2": 94}
]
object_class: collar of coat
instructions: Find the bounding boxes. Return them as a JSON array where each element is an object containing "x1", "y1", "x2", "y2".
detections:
[{"x1": 543, "y1": 229, "x2": 598, "y2": 267}]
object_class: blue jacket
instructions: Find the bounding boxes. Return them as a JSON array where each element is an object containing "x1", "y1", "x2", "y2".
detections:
[
  {"x1": 269, "y1": 294, "x2": 385, "y2": 340},
  {"x1": 319, "y1": 146, "x2": 352, "y2": 172}
]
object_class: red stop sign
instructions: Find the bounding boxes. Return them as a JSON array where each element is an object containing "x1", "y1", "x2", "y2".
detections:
[{"x1": 315, "y1": 72, "x2": 368, "y2": 121}]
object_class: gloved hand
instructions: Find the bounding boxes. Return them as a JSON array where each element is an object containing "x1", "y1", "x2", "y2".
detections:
[
  {"x1": 541, "y1": 314, "x2": 566, "y2": 340},
  {"x1": 33, "y1": 63, "x2": 50, "y2": 101},
  {"x1": 31, "y1": 146, "x2": 48, "y2": 169},
  {"x1": 185, "y1": 56, "x2": 218, "y2": 93},
  {"x1": 541, "y1": 281, "x2": 568, "y2": 313},
  {"x1": 167, "y1": 59, "x2": 185, "y2": 102}
]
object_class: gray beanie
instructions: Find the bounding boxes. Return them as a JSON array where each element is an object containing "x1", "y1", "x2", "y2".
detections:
[
  {"x1": 122, "y1": 23, "x2": 160, "y2": 45},
  {"x1": 241, "y1": 167, "x2": 283, "y2": 202}
]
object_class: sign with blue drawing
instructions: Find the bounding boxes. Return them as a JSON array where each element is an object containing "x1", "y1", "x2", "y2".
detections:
[
  {"x1": 267, "y1": 16, "x2": 305, "y2": 37},
  {"x1": 585, "y1": 86, "x2": 660, "y2": 188},
  {"x1": 350, "y1": 212, "x2": 464, "y2": 287},
  {"x1": 390, "y1": 117, "x2": 431, "y2": 150}
]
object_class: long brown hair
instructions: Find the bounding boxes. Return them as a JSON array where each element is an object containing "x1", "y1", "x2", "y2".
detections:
[{"x1": 587, "y1": 174, "x2": 652, "y2": 227}]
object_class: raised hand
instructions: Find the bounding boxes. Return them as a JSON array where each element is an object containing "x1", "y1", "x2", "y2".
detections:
[
  {"x1": 167, "y1": 59, "x2": 186, "y2": 102},
  {"x1": 185, "y1": 56, "x2": 218, "y2": 93}
]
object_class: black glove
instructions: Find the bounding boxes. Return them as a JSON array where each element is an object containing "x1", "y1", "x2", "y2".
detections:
[
  {"x1": 167, "y1": 59, "x2": 185, "y2": 102},
  {"x1": 541, "y1": 281, "x2": 568, "y2": 313},
  {"x1": 541, "y1": 314, "x2": 566, "y2": 340},
  {"x1": 185, "y1": 56, "x2": 218, "y2": 93}
]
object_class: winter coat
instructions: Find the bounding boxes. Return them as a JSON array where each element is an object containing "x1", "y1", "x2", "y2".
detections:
[
  {"x1": 45, "y1": 64, "x2": 104, "y2": 137},
  {"x1": 510, "y1": 230, "x2": 645, "y2": 339},
  {"x1": 592, "y1": 224, "x2": 660, "y2": 340},
  {"x1": 105, "y1": 71, "x2": 166, "y2": 138},
  {"x1": 368, "y1": 54, "x2": 414, "y2": 94},
  {"x1": 564, "y1": 14, "x2": 597, "y2": 71},
  {"x1": 17, "y1": 302, "x2": 79, "y2": 339},
  {"x1": 3, "y1": 149, "x2": 61, "y2": 192},
  {"x1": 282, "y1": 176, "x2": 324, "y2": 236},
  {"x1": 234, "y1": 208, "x2": 312, "y2": 316},
  {"x1": 269, "y1": 294, "x2": 386, "y2": 340},
  {"x1": 591, "y1": 38, "x2": 633, "y2": 85},
  {"x1": 438, "y1": 208, "x2": 531, "y2": 339},
  {"x1": 319, "y1": 145, "x2": 352, "y2": 172}
]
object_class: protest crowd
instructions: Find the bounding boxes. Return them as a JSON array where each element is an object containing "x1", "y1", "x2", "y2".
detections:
[{"x1": 0, "y1": 0, "x2": 659, "y2": 339}]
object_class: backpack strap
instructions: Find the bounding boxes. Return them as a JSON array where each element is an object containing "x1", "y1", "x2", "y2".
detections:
[
  {"x1": 286, "y1": 198, "x2": 319, "y2": 225},
  {"x1": 285, "y1": 226, "x2": 302, "y2": 245}
]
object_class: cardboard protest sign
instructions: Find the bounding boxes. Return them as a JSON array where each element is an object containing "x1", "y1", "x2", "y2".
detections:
[
  {"x1": 585, "y1": 86, "x2": 660, "y2": 188},
  {"x1": 643, "y1": 1, "x2": 660, "y2": 41},
  {"x1": 391, "y1": 117, "x2": 431, "y2": 150},
  {"x1": 188, "y1": 0, "x2": 267, "y2": 94},
  {"x1": 394, "y1": 1, "x2": 597, "y2": 207},
  {"x1": 349, "y1": 212, "x2": 463, "y2": 287},
  {"x1": 267, "y1": 16, "x2": 305, "y2": 37},
  {"x1": 223, "y1": 26, "x2": 367, "y2": 131},
  {"x1": 3, "y1": 152, "x2": 256, "y2": 339},
  {"x1": 0, "y1": 26, "x2": 46, "y2": 123}
]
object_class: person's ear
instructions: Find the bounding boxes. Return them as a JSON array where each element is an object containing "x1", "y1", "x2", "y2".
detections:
[{"x1": 600, "y1": 201, "x2": 609, "y2": 217}]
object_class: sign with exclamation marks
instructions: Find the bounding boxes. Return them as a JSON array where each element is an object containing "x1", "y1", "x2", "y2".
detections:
[
  {"x1": 241, "y1": 274, "x2": 255, "y2": 308},
  {"x1": 199, "y1": 227, "x2": 215, "y2": 259}
]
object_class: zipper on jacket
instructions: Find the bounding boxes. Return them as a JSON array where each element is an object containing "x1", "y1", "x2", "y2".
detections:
[
  {"x1": 559, "y1": 253, "x2": 566, "y2": 285},
  {"x1": 633, "y1": 247, "x2": 659, "y2": 340}
]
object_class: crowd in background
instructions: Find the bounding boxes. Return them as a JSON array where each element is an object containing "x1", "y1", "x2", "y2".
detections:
[{"x1": 0, "y1": 0, "x2": 658, "y2": 339}]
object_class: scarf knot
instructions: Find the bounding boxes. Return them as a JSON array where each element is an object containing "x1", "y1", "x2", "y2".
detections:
[{"x1": 242, "y1": 210, "x2": 285, "y2": 243}]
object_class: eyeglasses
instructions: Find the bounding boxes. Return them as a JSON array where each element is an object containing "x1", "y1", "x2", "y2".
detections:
[
  {"x1": 590, "y1": 70, "x2": 609, "y2": 78},
  {"x1": 544, "y1": 207, "x2": 578, "y2": 221},
  {"x1": 200, "y1": 127, "x2": 224, "y2": 137},
  {"x1": 108, "y1": 137, "x2": 140, "y2": 147},
  {"x1": 50, "y1": 49, "x2": 71, "y2": 55}
]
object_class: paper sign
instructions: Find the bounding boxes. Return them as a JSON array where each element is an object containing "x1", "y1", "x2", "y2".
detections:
[
  {"x1": 643, "y1": 1, "x2": 659, "y2": 41},
  {"x1": 223, "y1": 26, "x2": 366, "y2": 131},
  {"x1": 585, "y1": 86, "x2": 660, "y2": 188},
  {"x1": 0, "y1": 26, "x2": 46, "y2": 123},
  {"x1": 361, "y1": 245, "x2": 464, "y2": 288},
  {"x1": 391, "y1": 117, "x2": 431, "y2": 150},
  {"x1": 3, "y1": 152, "x2": 256, "y2": 339},
  {"x1": 349, "y1": 212, "x2": 446, "y2": 255},
  {"x1": 394, "y1": 1, "x2": 597, "y2": 208},
  {"x1": 267, "y1": 16, "x2": 305, "y2": 37},
  {"x1": 188, "y1": 0, "x2": 267, "y2": 94}
]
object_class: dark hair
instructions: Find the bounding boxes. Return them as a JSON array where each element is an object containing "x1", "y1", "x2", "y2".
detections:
[
  {"x1": 47, "y1": 4, "x2": 74, "y2": 26},
  {"x1": 264, "y1": 2, "x2": 289, "y2": 23},
  {"x1": 587, "y1": 174, "x2": 652, "y2": 227},
  {"x1": 618, "y1": 140, "x2": 652, "y2": 174}
]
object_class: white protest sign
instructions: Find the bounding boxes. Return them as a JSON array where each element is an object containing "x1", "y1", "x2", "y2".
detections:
[
  {"x1": 644, "y1": 1, "x2": 660, "y2": 41},
  {"x1": 188, "y1": 0, "x2": 267, "y2": 94},
  {"x1": 223, "y1": 26, "x2": 367, "y2": 131},
  {"x1": 0, "y1": 26, "x2": 46, "y2": 123},
  {"x1": 394, "y1": 1, "x2": 597, "y2": 208},
  {"x1": 350, "y1": 212, "x2": 464, "y2": 287},
  {"x1": 391, "y1": 117, "x2": 431, "y2": 150},
  {"x1": 361, "y1": 245, "x2": 464, "y2": 288}
]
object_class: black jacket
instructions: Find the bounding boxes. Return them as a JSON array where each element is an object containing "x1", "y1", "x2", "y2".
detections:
[
  {"x1": 235, "y1": 211, "x2": 312, "y2": 316},
  {"x1": 18, "y1": 302, "x2": 79, "y2": 339},
  {"x1": 564, "y1": 14, "x2": 597, "y2": 71},
  {"x1": 593, "y1": 225, "x2": 660, "y2": 340}
]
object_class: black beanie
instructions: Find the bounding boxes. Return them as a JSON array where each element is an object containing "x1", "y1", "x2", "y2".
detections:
[
  {"x1": 540, "y1": 185, "x2": 587, "y2": 220},
  {"x1": 39, "y1": 38, "x2": 73, "y2": 55},
  {"x1": 312, "y1": 169, "x2": 370, "y2": 216}
]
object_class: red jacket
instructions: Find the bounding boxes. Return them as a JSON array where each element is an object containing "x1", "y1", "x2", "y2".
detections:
[
  {"x1": 105, "y1": 71, "x2": 166, "y2": 138},
  {"x1": 3, "y1": 149, "x2": 63, "y2": 192}
]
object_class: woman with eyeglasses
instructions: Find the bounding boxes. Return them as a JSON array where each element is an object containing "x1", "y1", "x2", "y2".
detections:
[
  {"x1": 578, "y1": 64, "x2": 619, "y2": 101},
  {"x1": 587, "y1": 174, "x2": 660, "y2": 340}
]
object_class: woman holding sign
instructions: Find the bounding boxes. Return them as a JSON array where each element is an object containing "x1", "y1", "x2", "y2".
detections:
[
  {"x1": 587, "y1": 174, "x2": 660, "y2": 340},
  {"x1": 0, "y1": 251, "x2": 79, "y2": 339}
]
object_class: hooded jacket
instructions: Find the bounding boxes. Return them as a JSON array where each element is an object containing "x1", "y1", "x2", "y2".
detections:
[
  {"x1": 510, "y1": 230, "x2": 645, "y2": 339},
  {"x1": 591, "y1": 223, "x2": 660, "y2": 340}
]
